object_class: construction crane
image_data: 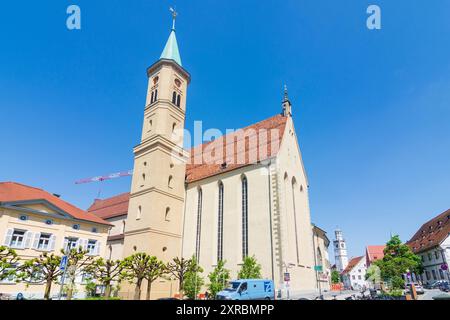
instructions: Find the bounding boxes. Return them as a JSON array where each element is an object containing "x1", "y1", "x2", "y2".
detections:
[{"x1": 75, "y1": 170, "x2": 133, "y2": 198}]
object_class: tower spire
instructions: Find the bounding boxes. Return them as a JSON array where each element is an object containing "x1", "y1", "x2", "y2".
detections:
[
  {"x1": 160, "y1": 7, "x2": 182, "y2": 66},
  {"x1": 282, "y1": 84, "x2": 292, "y2": 117}
]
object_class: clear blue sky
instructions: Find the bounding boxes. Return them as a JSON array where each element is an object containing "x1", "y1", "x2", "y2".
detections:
[{"x1": 1, "y1": 1, "x2": 449, "y2": 261}]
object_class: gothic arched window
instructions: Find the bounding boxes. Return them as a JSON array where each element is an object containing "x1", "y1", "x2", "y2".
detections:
[
  {"x1": 150, "y1": 91, "x2": 154, "y2": 104},
  {"x1": 241, "y1": 175, "x2": 249, "y2": 260},
  {"x1": 176, "y1": 94, "x2": 181, "y2": 107},
  {"x1": 291, "y1": 177, "x2": 300, "y2": 264},
  {"x1": 217, "y1": 181, "x2": 224, "y2": 262},
  {"x1": 154, "y1": 89, "x2": 158, "y2": 101},
  {"x1": 195, "y1": 188, "x2": 203, "y2": 262},
  {"x1": 172, "y1": 91, "x2": 177, "y2": 104}
]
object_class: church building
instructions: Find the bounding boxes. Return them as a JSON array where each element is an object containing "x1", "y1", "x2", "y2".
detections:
[{"x1": 89, "y1": 11, "x2": 319, "y2": 299}]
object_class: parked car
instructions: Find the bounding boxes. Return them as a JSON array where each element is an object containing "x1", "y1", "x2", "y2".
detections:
[
  {"x1": 426, "y1": 280, "x2": 448, "y2": 289},
  {"x1": 216, "y1": 279, "x2": 275, "y2": 300},
  {"x1": 412, "y1": 283, "x2": 425, "y2": 295},
  {"x1": 439, "y1": 282, "x2": 450, "y2": 292}
]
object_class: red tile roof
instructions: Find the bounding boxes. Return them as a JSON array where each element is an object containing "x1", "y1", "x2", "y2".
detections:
[
  {"x1": 342, "y1": 256, "x2": 364, "y2": 274},
  {"x1": 186, "y1": 114, "x2": 288, "y2": 183},
  {"x1": 89, "y1": 114, "x2": 289, "y2": 220},
  {"x1": 0, "y1": 182, "x2": 110, "y2": 225},
  {"x1": 87, "y1": 192, "x2": 130, "y2": 220},
  {"x1": 366, "y1": 245, "x2": 386, "y2": 266},
  {"x1": 407, "y1": 208, "x2": 450, "y2": 254}
]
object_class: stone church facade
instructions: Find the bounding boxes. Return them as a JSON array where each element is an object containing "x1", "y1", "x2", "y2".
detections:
[{"x1": 88, "y1": 14, "x2": 320, "y2": 299}]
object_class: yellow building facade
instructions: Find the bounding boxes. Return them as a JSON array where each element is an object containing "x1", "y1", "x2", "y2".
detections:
[{"x1": 0, "y1": 182, "x2": 110, "y2": 299}]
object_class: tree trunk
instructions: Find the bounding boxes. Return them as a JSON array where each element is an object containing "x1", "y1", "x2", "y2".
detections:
[
  {"x1": 104, "y1": 283, "x2": 111, "y2": 299},
  {"x1": 134, "y1": 278, "x2": 142, "y2": 300},
  {"x1": 44, "y1": 280, "x2": 52, "y2": 300},
  {"x1": 146, "y1": 280, "x2": 152, "y2": 300}
]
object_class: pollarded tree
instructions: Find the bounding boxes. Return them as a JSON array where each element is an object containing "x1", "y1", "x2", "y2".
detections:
[
  {"x1": 122, "y1": 252, "x2": 160, "y2": 300},
  {"x1": 238, "y1": 256, "x2": 262, "y2": 279},
  {"x1": 374, "y1": 235, "x2": 423, "y2": 290},
  {"x1": 19, "y1": 253, "x2": 63, "y2": 300},
  {"x1": 63, "y1": 247, "x2": 95, "y2": 300},
  {"x1": 166, "y1": 257, "x2": 192, "y2": 296},
  {"x1": 208, "y1": 260, "x2": 230, "y2": 298},
  {"x1": 0, "y1": 246, "x2": 19, "y2": 281},
  {"x1": 144, "y1": 256, "x2": 167, "y2": 300},
  {"x1": 85, "y1": 258, "x2": 125, "y2": 298},
  {"x1": 183, "y1": 256, "x2": 204, "y2": 299}
]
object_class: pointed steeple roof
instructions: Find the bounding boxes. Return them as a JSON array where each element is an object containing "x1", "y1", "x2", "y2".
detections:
[{"x1": 160, "y1": 8, "x2": 182, "y2": 66}]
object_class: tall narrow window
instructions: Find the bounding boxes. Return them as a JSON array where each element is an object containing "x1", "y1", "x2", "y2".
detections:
[
  {"x1": 241, "y1": 176, "x2": 248, "y2": 260},
  {"x1": 176, "y1": 94, "x2": 181, "y2": 107},
  {"x1": 154, "y1": 89, "x2": 158, "y2": 101},
  {"x1": 195, "y1": 188, "x2": 203, "y2": 262},
  {"x1": 137, "y1": 206, "x2": 142, "y2": 220},
  {"x1": 172, "y1": 91, "x2": 177, "y2": 104},
  {"x1": 217, "y1": 182, "x2": 224, "y2": 262},
  {"x1": 291, "y1": 178, "x2": 300, "y2": 264},
  {"x1": 150, "y1": 91, "x2": 154, "y2": 104}
]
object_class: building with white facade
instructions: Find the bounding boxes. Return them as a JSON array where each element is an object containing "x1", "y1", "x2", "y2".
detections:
[
  {"x1": 407, "y1": 208, "x2": 450, "y2": 285},
  {"x1": 341, "y1": 256, "x2": 368, "y2": 291}
]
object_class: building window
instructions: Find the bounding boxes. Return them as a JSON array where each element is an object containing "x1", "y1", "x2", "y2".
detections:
[
  {"x1": 87, "y1": 240, "x2": 97, "y2": 255},
  {"x1": 72, "y1": 224, "x2": 80, "y2": 230},
  {"x1": 91, "y1": 227, "x2": 98, "y2": 233},
  {"x1": 195, "y1": 188, "x2": 203, "y2": 262},
  {"x1": 154, "y1": 89, "x2": 158, "y2": 101},
  {"x1": 291, "y1": 177, "x2": 300, "y2": 264},
  {"x1": 425, "y1": 271, "x2": 430, "y2": 280},
  {"x1": 428, "y1": 253, "x2": 432, "y2": 261},
  {"x1": 19, "y1": 215, "x2": 28, "y2": 221},
  {"x1": 168, "y1": 175, "x2": 173, "y2": 189},
  {"x1": 217, "y1": 181, "x2": 224, "y2": 262},
  {"x1": 45, "y1": 219, "x2": 53, "y2": 225},
  {"x1": 137, "y1": 205, "x2": 142, "y2": 220},
  {"x1": 176, "y1": 94, "x2": 181, "y2": 107},
  {"x1": 172, "y1": 91, "x2": 177, "y2": 104},
  {"x1": 358, "y1": 275, "x2": 362, "y2": 280},
  {"x1": 439, "y1": 269, "x2": 444, "y2": 280},
  {"x1": 165, "y1": 207, "x2": 171, "y2": 221},
  {"x1": 432, "y1": 270, "x2": 437, "y2": 280},
  {"x1": 435, "y1": 251, "x2": 440, "y2": 260},
  {"x1": 37, "y1": 233, "x2": 51, "y2": 251},
  {"x1": 242, "y1": 176, "x2": 248, "y2": 260},
  {"x1": 9, "y1": 230, "x2": 25, "y2": 248},
  {"x1": 64, "y1": 237, "x2": 79, "y2": 252},
  {"x1": 352, "y1": 275, "x2": 355, "y2": 280},
  {"x1": 151, "y1": 91, "x2": 154, "y2": 103}
]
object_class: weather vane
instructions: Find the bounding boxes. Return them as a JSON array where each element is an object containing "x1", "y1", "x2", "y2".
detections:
[{"x1": 170, "y1": 7, "x2": 178, "y2": 30}]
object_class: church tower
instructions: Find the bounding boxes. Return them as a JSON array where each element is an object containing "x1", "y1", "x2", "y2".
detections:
[
  {"x1": 333, "y1": 229, "x2": 349, "y2": 273},
  {"x1": 122, "y1": 9, "x2": 190, "y2": 299}
]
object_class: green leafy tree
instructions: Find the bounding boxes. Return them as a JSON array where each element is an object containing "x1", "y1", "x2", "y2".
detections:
[
  {"x1": 373, "y1": 235, "x2": 423, "y2": 290},
  {"x1": 64, "y1": 247, "x2": 95, "y2": 300},
  {"x1": 208, "y1": 260, "x2": 230, "y2": 298},
  {"x1": 123, "y1": 252, "x2": 158, "y2": 300},
  {"x1": 0, "y1": 246, "x2": 19, "y2": 281},
  {"x1": 238, "y1": 256, "x2": 262, "y2": 279},
  {"x1": 331, "y1": 270, "x2": 341, "y2": 284},
  {"x1": 84, "y1": 258, "x2": 125, "y2": 298},
  {"x1": 183, "y1": 256, "x2": 204, "y2": 299},
  {"x1": 84, "y1": 280, "x2": 97, "y2": 297},
  {"x1": 166, "y1": 257, "x2": 192, "y2": 296},
  {"x1": 144, "y1": 256, "x2": 166, "y2": 300},
  {"x1": 19, "y1": 253, "x2": 63, "y2": 300}
]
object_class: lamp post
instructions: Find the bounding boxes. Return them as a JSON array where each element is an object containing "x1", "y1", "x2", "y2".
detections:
[{"x1": 282, "y1": 262, "x2": 295, "y2": 300}]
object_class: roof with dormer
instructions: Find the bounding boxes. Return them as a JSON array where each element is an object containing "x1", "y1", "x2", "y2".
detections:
[{"x1": 407, "y1": 208, "x2": 450, "y2": 254}]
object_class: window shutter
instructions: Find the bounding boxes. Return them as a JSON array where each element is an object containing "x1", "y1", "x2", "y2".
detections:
[
  {"x1": 3, "y1": 229, "x2": 13, "y2": 246},
  {"x1": 63, "y1": 238, "x2": 69, "y2": 251},
  {"x1": 94, "y1": 241, "x2": 101, "y2": 256},
  {"x1": 32, "y1": 232, "x2": 41, "y2": 249},
  {"x1": 24, "y1": 231, "x2": 33, "y2": 248},
  {"x1": 49, "y1": 235, "x2": 56, "y2": 251}
]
